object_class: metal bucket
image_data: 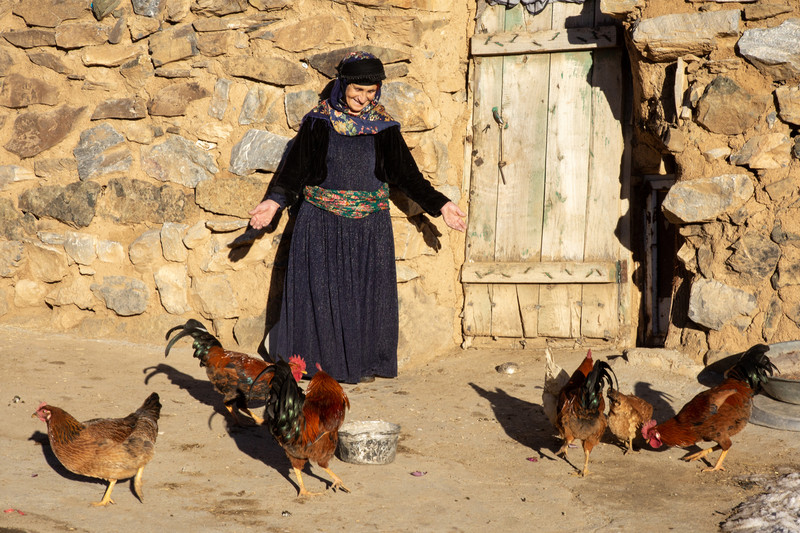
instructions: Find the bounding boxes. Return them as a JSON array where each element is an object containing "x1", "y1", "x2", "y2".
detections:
[{"x1": 337, "y1": 420, "x2": 401, "y2": 465}]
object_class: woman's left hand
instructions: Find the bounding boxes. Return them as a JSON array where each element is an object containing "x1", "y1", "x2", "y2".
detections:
[{"x1": 441, "y1": 201, "x2": 467, "y2": 232}]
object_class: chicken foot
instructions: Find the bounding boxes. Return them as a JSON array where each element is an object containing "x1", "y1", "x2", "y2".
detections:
[
  {"x1": 91, "y1": 479, "x2": 117, "y2": 506},
  {"x1": 321, "y1": 466, "x2": 350, "y2": 493},
  {"x1": 132, "y1": 467, "x2": 146, "y2": 502},
  {"x1": 683, "y1": 445, "x2": 728, "y2": 472},
  {"x1": 293, "y1": 467, "x2": 324, "y2": 497}
]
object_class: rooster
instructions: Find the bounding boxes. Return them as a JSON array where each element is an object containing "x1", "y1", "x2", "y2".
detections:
[
  {"x1": 555, "y1": 349, "x2": 617, "y2": 476},
  {"x1": 255, "y1": 358, "x2": 350, "y2": 496},
  {"x1": 641, "y1": 344, "x2": 777, "y2": 472},
  {"x1": 164, "y1": 319, "x2": 306, "y2": 425},
  {"x1": 32, "y1": 393, "x2": 161, "y2": 506},
  {"x1": 607, "y1": 388, "x2": 653, "y2": 454}
]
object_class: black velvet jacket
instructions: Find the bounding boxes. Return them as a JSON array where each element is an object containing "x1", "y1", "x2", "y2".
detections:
[{"x1": 265, "y1": 118, "x2": 450, "y2": 216}]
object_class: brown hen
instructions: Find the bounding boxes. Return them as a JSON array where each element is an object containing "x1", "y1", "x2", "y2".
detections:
[
  {"x1": 607, "y1": 388, "x2": 653, "y2": 454},
  {"x1": 33, "y1": 393, "x2": 161, "y2": 506}
]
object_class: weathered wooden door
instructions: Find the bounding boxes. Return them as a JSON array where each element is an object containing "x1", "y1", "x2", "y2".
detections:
[{"x1": 463, "y1": 1, "x2": 632, "y2": 344}]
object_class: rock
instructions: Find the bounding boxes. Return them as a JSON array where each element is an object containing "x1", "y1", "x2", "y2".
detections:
[
  {"x1": 738, "y1": 19, "x2": 800, "y2": 81},
  {"x1": 775, "y1": 85, "x2": 800, "y2": 126},
  {"x1": 197, "y1": 123, "x2": 234, "y2": 143},
  {"x1": 0, "y1": 73, "x2": 59, "y2": 108},
  {"x1": 285, "y1": 89, "x2": 318, "y2": 129},
  {"x1": 73, "y1": 123, "x2": 133, "y2": 180},
  {"x1": 765, "y1": 176, "x2": 796, "y2": 202},
  {"x1": 191, "y1": 0, "x2": 248, "y2": 16},
  {"x1": 396, "y1": 263, "x2": 419, "y2": 282},
  {"x1": 0, "y1": 47, "x2": 14, "y2": 76},
  {"x1": 192, "y1": 273, "x2": 239, "y2": 318},
  {"x1": 229, "y1": 129, "x2": 292, "y2": 175},
  {"x1": 695, "y1": 76, "x2": 766, "y2": 135},
  {"x1": 46, "y1": 274, "x2": 98, "y2": 310},
  {"x1": 125, "y1": 122, "x2": 157, "y2": 144},
  {"x1": 54, "y1": 21, "x2": 110, "y2": 49},
  {"x1": 726, "y1": 233, "x2": 780, "y2": 281},
  {"x1": 14, "y1": 279, "x2": 48, "y2": 308},
  {"x1": 183, "y1": 220, "x2": 211, "y2": 248},
  {"x1": 13, "y1": 0, "x2": 85, "y2": 27},
  {"x1": 154, "y1": 63, "x2": 193, "y2": 78},
  {"x1": 269, "y1": 15, "x2": 353, "y2": 52},
  {"x1": 91, "y1": 97, "x2": 148, "y2": 120},
  {"x1": 161, "y1": 222, "x2": 189, "y2": 261},
  {"x1": 0, "y1": 240, "x2": 24, "y2": 278},
  {"x1": 222, "y1": 55, "x2": 309, "y2": 86},
  {"x1": 154, "y1": 263, "x2": 191, "y2": 314},
  {"x1": 91, "y1": 276, "x2": 150, "y2": 316},
  {"x1": 306, "y1": 46, "x2": 409, "y2": 78},
  {"x1": 0, "y1": 165, "x2": 36, "y2": 189},
  {"x1": 81, "y1": 43, "x2": 148, "y2": 67},
  {"x1": 128, "y1": 14, "x2": 160, "y2": 41},
  {"x1": 129, "y1": 229, "x2": 163, "y2": 268},
  {"x1": 63, "y1": 231, "x2": 98, "y2": 265},
  {"x1": 141, "y1": 135, "x2": 219, "y2": 187},
  {"x1": 248, "y1": 0, "x2": 291, "y2": 10},
  {"x1": 148, "y1": 81, "x2": 210, "y2": 116},
  {"x1": 192, "y1": 11, "x2": 278, "y2": 31},
  {"x1": 165, "y1": 0, "x2": 192, "y2": 22},
  {"x1": 5, "y1": 106, "x2": 85, "y2": 158},
  {"x1": 0, "y1": 29, "x2": 57, "y2": 49},
  {"x1": 600, "y1": 0, "x2": 644, "y2": 18},
  {"x1": 0, "y1": 198, "x2": 37, "y2": 239},
  {"x1": 381, "y1": 81, "x2": 440, "y2": 131},
  {"x1": 96, "y1": 239, "x2": 126, "y2": 263},
  {"x1": 91, "y1": 0, "x2": 120, "y2": 21},
  {"x1": 730, "y1": 133, "x2": 792, "y2": 170},
  {"x1": 688, "y1": 277, "x2": 757, "y2": 330},
  {"x1": 18, "y1": 180, "x2": 101, "y2": 228},
  {"x1": 661, "y1": 174, "x2": 754, "y2": 224},
  {"x1": 743, "y1": 4, "x2": 792, "y2": 21},
  {"x1": 195, "y1": 174, "x2": 268, "y2": 218},
  {"x1": 196, "y1": 31, "x2": 240, "y2": 57},
  {"x1": 27, "y1": 51, "x2": 72, "y2": 75},
  {"x1": 208, "y1": 78, "x2": 232, "y2": 119},
  {"x1": 100, "y1": 178, "x2": 187, "y2": 224},
  {"x1": 631, "y1": 10, "x2": 740, "y2": 62},
  {"x1": 108, "y1": 16, "x2": 128, "y2": 43},
  {"x1": 119, "y1": 53, "x2": 155, "y2": 88},
  {"x1": 149, "y1": 24, "x2": 197, "y2": 66},
  {"x1": 238, "y1": 84, "x2": 283, "y2": 125},
  {"x1": 205, "y1": 219, "x2": 248, "y2": 232},
  {"x1": 132, "y1": 0, "x2": 164, "y2": 17},
  {"x1": 27, "y1": 243, "x2": 70, "y2": 283}
]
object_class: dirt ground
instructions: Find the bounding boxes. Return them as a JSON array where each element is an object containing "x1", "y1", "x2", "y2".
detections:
[{"x1": 1, "y1": 325, "x2": 799, "y2": 533}]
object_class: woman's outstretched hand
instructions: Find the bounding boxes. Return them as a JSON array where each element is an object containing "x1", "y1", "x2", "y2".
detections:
[
  {"x1": 441, "y1": 201, "x2": 467, "y2": 232},
  {"x1": 248, "y1": 199, "x2": 280, "y2": 230}
]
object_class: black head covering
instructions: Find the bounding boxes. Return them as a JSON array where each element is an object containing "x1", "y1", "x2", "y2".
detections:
[{"x1": 336, "y1": 54, "x2": 386, "y2": 85}]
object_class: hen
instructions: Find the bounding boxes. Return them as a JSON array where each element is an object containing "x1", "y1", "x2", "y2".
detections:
[
  {"x1": 32, "y1": 393, "x2": 161, "y2": 506},
  {"x1": 542, "y1": 345, "x2": 570, "y2": 428},
  {"x1": 555, "y1": 349, "x2": 617, "y2": 476},
  {"x1": 607, "y1": 388, "x2": 653, "y2": 454},
  {"x1": 165, "y1": 319, "x2": 305, "y2": 425},
  {"x1": 256, "y1": 358, "x2": 351, "y2": 496},
  {"x1": 641, "y1": 344, "x2": 776, "y2": 472}
]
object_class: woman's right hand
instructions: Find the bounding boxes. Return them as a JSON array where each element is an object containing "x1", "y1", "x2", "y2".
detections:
[{"x1": 248, "y1": 199, "x2": 280, "y2": 230}]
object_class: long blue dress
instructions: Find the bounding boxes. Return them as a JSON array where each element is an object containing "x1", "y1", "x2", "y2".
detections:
[{"x1": 268, "y1": 128, "x2": 398, "y2": 384}]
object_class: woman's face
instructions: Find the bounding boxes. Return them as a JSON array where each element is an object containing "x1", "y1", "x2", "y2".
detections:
[{"x1": 344, "y1": 83, "x2": 379, "y2": 114}]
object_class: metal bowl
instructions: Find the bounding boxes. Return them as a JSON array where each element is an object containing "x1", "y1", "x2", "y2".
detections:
[
  {"x1": 761, "y1": 341, "x2": 800, "y2": 405},
  {"x1": 337, "y1": 420, "x2": 401, "y2": 465}
]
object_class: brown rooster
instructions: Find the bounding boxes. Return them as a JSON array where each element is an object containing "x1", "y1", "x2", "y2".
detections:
[
  {"x1": 641, "y1": 344, "x2": 777, "y2": 472},
  {"x1": 255, "y1": 358, "x2": 350, "y2": 496},
  {"x1": 32, "y1": 393, "x2": 161, "y2": 506},
  {"x1": 165, "y1": 319, "x2": 306, "y2": 425},
  {"x1": 555, "y1": 349, "x2": 617, "y2": 476},
  {"x1": 607, "y1": 388, "x2": 653, "y2": 454}
]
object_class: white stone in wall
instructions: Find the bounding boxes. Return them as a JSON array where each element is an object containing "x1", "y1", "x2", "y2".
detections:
[
  {"x1": 96, "y1": 240, "x2": 126, "y2": 264},
  {"x1": 63, "y1": 232, "x2": 98, "y2": 266},
  {"x1": 129, "y1": 229, "x2": 164, "y2": 267},
  {"x1": 27, "y1": 243, "x2": 69, "y2": 283},
  {"x1": 45, "y1": 275, "x2": 98, "y2": 310},
  {"x1": 688, "y1": 277, "x2": 757, "y2": 331},
  {"x1": 183, "y1": 221, "x2": 212, "y2": 249},
  {"x1": 154, "y1": 263, "x2": 191, "y2": 315},
  {"x1": 14, "y1": 280, "x2": 49, "y2": 308},
  {"x1": 661, "y1": 173, "x2": 754, "y2": 224},
  {"x1": 161, "y1": 223, "x2": 190, "y2": 262},
  {"x1": 191, "y1": 274, "x2": 239, "y2": 319}
]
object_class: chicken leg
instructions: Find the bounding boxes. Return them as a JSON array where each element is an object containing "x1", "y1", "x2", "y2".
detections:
[
  {"x1": 293, "y1": 467, "x2": 323, "y2": 497},
  {"x1": 92, "y1": 479, "x2": 117, "y2": 506},
  {"x1": 683, "y1": 445, "x2": 728, "y2": 472},
  {"x1": 321, "y1": 466, "x2": 350, "y2": 493}
]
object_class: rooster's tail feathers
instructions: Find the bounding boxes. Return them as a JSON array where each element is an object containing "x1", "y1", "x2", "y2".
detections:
[
  {"x1": 580, "y1": 360, "x2": 616, "y2": 410},
  {"x1": 164, "y1": 319, "x2": 222, "y2": 360},
  {"x1": 265, "y1": 360, "x2": 304, "y2": 444},
  {"x1": 728, "y1": 343, "x2": 777, "y2": 391}
]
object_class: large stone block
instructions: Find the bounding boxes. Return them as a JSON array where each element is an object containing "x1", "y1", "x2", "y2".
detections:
[{"x1": 4, "y1": 105, "x2": 86, "y2": 158}]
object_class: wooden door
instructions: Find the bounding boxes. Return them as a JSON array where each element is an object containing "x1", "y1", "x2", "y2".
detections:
[{"x1": 463, "y1": 1, "x2": 632, "y2": 344}]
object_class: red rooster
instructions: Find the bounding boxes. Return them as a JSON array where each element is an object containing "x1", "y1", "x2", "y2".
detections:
[
  {"x1": 165, "y1": 319, "x2": 305, "y2": 425},
  {"x1": 641, "y1": 344, "x2": 777, "y2": 472},
  {"x1": 255, "y1": 358, "x2": 351, "y2": 496},
  {"x1": 555, "y1": 349, "x2": 617, "y2": 476}
]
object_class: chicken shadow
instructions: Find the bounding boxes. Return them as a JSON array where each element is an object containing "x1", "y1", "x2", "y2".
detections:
[
  {"x1": 141, "y1": 363, "x2": 323, "y2": 489},
  {"x1": 29, "y1": 430, "x2": 125, "y2": 496},
  {"x1": 468, "y1": 383, "x2": 560, "y2": 461}
]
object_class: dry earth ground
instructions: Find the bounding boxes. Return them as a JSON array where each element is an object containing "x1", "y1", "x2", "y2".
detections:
[{"x1": 1, "y1": 325, "x2": 798, "y2": 533}]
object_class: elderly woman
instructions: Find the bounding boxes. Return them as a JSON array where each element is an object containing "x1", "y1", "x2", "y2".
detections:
[{"x1": 249, "y1": 51, "x2": 465, "y2": 384}]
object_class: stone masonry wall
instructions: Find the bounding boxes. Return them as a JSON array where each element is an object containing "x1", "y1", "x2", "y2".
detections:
[
  {"x1": 610, "y1": 0, "x2": 800, "y2": 362},
  {"x1": 0, "y1": 0, "x2": 473, "y2": 366}
]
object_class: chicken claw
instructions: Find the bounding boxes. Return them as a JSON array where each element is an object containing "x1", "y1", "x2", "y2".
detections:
[{"x1": 322, "y1": 467, "x2": 350, "y2": 493}]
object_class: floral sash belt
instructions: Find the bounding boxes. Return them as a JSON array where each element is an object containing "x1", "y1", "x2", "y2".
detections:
[{"x1": 303, "y1": 184, "x2": 390, "y2": 219}]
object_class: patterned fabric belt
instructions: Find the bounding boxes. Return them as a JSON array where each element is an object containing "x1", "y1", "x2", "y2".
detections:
[{"x1": 303, "y1": 184, "x2": 390, "y2": 219}]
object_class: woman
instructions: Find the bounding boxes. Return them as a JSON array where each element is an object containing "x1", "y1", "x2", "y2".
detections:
[{"x1": 249, "y1": 51, "x2": 466, "y2": 384}]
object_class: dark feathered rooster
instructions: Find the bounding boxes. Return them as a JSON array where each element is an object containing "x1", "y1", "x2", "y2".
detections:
[
  {"x1": 641, "y1": 344, "x2": 777, "y2": 472},
  {"x1": 33, "y1": 393, "x2": 161, "y2": 506},
  {"x1": 165, "y1": 319, "x2": 305, "y2": 425},
  {"x1": 255, "y1": 358, "x2": 350, "y2": 496},
  {"x1": 555, "y1": 349, "x2": 617, "y2": 476}
]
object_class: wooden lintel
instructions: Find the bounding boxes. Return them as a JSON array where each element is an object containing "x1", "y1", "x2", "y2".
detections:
[
  {"x1": 471, "y1": 26, "x2": 618, "y2": 57},
  {"x1": 461, "y1": 261, "x2": 619, "y2": 284}
]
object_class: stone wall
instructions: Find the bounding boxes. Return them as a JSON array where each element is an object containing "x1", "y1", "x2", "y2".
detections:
[
  {"x1": 612, "y1": 0, "x2": 800, "y2": 362},
  {"x1": 0, "y1": 0, "x2": 473, "y2": 365}
]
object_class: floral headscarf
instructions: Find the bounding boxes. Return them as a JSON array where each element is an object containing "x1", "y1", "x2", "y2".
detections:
[{"x1": 305, "y1": 51, "x2": 399, "y2": 136}]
